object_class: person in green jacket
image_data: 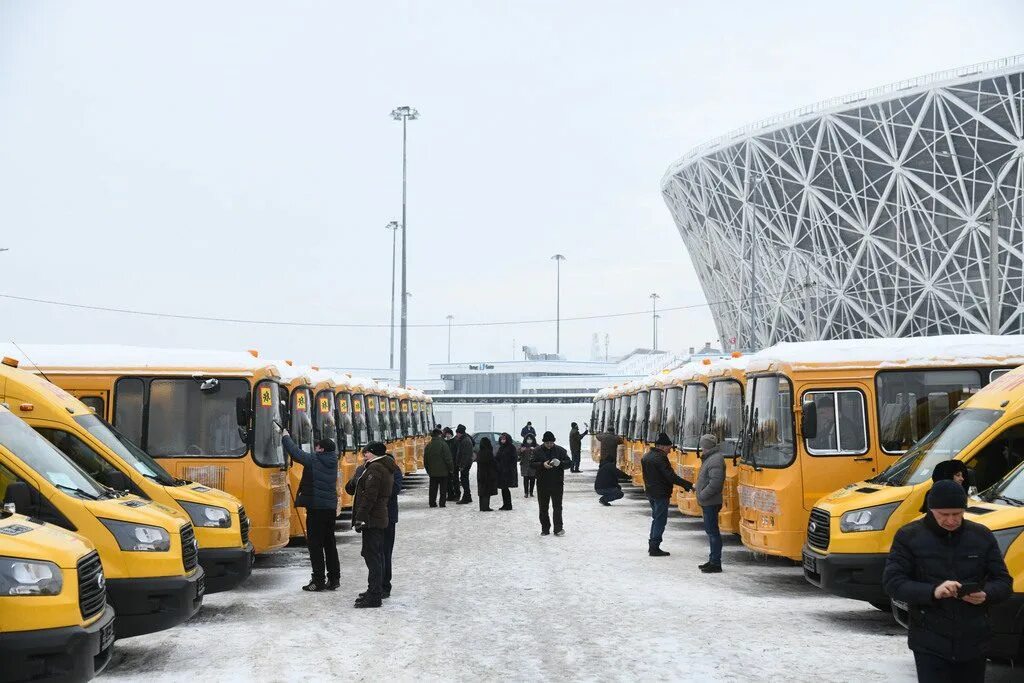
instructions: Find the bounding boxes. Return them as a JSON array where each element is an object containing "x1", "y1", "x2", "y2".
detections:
[{"x1": 423, "y1": 428, "x2": 455, "y2": 508}]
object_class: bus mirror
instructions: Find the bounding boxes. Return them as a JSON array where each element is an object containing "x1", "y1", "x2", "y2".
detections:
[
  {"x1": 801, "y1": 400, "x2": 818, "y2": 439},
  {"x1": 2, "y1": 481, "x2": 33, "y2": 515},
  {"x1": 235, "y1": 396, "x2": 250, "y2": 427},
  {"x1": 199, "y1": 378, "x2": 220, "y2": 394},
  {"x1": 103, "y1": 470, "x2": 132, "y2": 492}
]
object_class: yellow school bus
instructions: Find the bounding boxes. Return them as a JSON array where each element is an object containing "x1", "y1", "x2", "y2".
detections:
[
  {"x1": 627, "y1": 377, "x2": 654, "y2": 486},
  {"x1": 662, "y1": 363, "x2": 706, "y2": 514},
  {"x1": 734, "y1": 335, "x2": 1024, "y2": 567},
  {"x1": 331, "y1": 373, "x2": 360, "y2": 509},
  {"x1": 589, "y1": 388, "x2": 608, "y2": 462},
  {"x1": 271, "y1": 361, "x2": 316, "y2": 541},
  {"x1": 12, "y1": 345, "x2": 292, "y2": 555},
  {"x1": 802, "y1": 343, "x2": 1024, "y2": 610},
  {"x1": 0, "y1": 510, "x2": 116, "y2": 680}
]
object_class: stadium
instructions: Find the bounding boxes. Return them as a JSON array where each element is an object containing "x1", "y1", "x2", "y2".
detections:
[{"x1": 661, "y1": 55, "x2": 1024, "y2": 350}]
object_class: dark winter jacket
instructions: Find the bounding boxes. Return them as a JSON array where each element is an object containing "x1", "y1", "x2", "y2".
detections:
[
  {"x1": 424, "y1": 436, "x2": 454, "y2": 476},
  {"x1": 695, "y1": 450, "x2": 726, "y2": 508},
  {"x1": 349, "y1": 456, "x2": 400, "y2": 529},
  {"x1": 883, "y1": 514, "x2": 1012, "y2": 661},
  {"x1": 520, "y1": 425, "x2": 536, "y2": 439},
  {"x1": 455, "y1": 434, "x2": 475, "y2": 470},
  {"x1": 475, "y1": 445, "x2": 499, "y2": 497},
  {"x1": 282, "y1": 435, "x2": 338, "y2": 511},
  {"x1": 642, "y1": 448, "x2": 692, "y2": 499},
  {"x1": 531, "y1": 444, "x2": 570, "y2": 487},
  {"x1": 495, "y1": 441, "x2": 519, "y2": 489},
  {"x1": 595, "y1": 432, "x2": 623, "y2": 465},
  {"x1": 568, "y1": 427, "x2": 589, "y2": 455},
  {"x1": 518, "y1": 445, "x2": 538, "y2": 478},
  {"x1": 594, "y1": 460, "x2": 627, "y2": 491}
]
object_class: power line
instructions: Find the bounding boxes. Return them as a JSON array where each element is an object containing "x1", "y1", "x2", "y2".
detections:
[{"x1": 0, "y1": 286, "x2": 809, "y2": 330}]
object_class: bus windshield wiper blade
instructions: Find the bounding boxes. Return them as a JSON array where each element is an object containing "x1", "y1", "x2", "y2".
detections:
[
  {"x1": 54, "y1": 483, "x2": 99, "y2": 500},
  {"x1": 994, "y1": 494, "x2": 1024, "y2": 507}
]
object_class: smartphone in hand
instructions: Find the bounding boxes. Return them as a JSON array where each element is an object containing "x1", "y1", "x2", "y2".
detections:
[{"x1": 957, "y1": 582, "x2": 982, "y2": 598}]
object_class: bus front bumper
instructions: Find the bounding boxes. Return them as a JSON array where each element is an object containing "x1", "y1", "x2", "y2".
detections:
[
  {"x1": 0, "y1": 603, "x2": 115, "y2": 683},
  {"x1": 199, "y1": 542, "x2": 254, "y2": 594},
  {"x1": 801, "y1": 545, "x2": 888, "y2": 605},
  {"x1": 106, "y1": 567, "x2": 205, "y2": 639}
]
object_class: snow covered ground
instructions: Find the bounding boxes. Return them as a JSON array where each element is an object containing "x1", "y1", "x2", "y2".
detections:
[{"x1": 101, "y1": 461, "x2": 1018, "y2": 682}]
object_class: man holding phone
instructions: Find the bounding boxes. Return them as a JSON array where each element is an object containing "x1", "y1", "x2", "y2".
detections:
[{"x1": 883, "y1": 479, "x2": 1012, "y2": 682}]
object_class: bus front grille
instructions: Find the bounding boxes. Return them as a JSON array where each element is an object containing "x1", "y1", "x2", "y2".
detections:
[
  {"x1": 77, "y1": 551, "x2": 106, "y2": 620},
  {"x1": 807, "y1": 507, "x2": 831, "y2": 550},
  {"x1": 180, "y1": 524, "x2": 199, "y2": 573},
  {"x1": 238, "y1": 506, "x2": 250, "y2": 546}
]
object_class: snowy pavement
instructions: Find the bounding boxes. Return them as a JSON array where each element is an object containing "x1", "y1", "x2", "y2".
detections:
[{"x1": 101, "y1": 462, "x2": 1018, "y2": 682}]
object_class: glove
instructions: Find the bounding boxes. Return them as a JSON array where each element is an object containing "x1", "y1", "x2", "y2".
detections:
[{"x1": 353, "y1": 521, "x2": 366, "y2": 533}]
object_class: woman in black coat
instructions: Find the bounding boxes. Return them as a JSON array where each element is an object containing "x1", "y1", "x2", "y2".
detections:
[
  {"x1": 919, "y1": 459, "x2": 970, "y2": 512},
  {"x1": 495, "y1": 433, "x2": 519, "y2": 511},
  {"x1": 476, "y1": 437, "x2": 499, "y2": 511}
]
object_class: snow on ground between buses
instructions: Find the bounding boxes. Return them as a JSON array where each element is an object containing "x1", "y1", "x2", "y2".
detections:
[{"x1": 99, "y1": 462, "x2": 1017, "y2": 682}]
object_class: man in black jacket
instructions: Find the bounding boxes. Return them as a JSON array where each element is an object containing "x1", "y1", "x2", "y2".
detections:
[
  {"x1": 641, "y1": 432, "x2": 693, "y2": 557},
  {"x1": 443, "y1": 427, "x2": 460, "y2": 501},
  {"x1": 350, "y1": 443, "x2": 399, "y2": 608},
  {"x1": 530, "y1": 431, "x2": 571, "y2": 536},
  {"x1": 594, "y1": 458, "x2": 628, "y2": 506},
  {"x1": 282, "y1": 431, "x2": 339, "y2": 592},
  {"x1": 568, "y1": 422, "x2": 589, "y2": 473},
  {"x1": 883, "y1": 480, "x2": 1012, "y2": 682},
  {"x1": 454, "y1": 425, "x2": 475, "y2": 504}
]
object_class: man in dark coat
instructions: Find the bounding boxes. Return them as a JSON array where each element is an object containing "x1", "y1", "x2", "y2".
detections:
[
  {"x1": 568, "y1": 422, "x2": 590, "y2": 473},
  {"x1": 423, "y1": 428, "x2": 454, "y2": 508},
  {"x1": 454, "y1": 425, "x2": 475, "y2": 504},
  {"x1": 594, "y1": 458, "x2": 628, "y2": 506},
  {"x1": 595, "y1": 427, "x2": 623, "y2": 466},
  {"x1": 883, "y1": 480, "x2": 1011, "y2": 682},
  {"x1": 350, "y1": 442, "x2": 399, "y2": 608},
  {"x1": 695, "y1": 433, "x2": 726, "y2": 573},
  {"x1": 641, "y1": 432, "x2": 693, "y2": 557},
  {"x1": 443, "y1": 427, "x2": 460, "y2": 501},
  {"x1": 282, "y1": 431, "x2": 339, "y2": 592},
  {"x1": 495, "y1": 433, "x2": 519, "y2": 511},
  {"x1": 347, "y1": 442, "x2": 403, "y2": 600},
  {"x1": 530, "y1": 431, "x2": 571, "y2": 536}
]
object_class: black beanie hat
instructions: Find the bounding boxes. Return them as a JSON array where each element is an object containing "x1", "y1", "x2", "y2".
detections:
[
  {"x1": 655, "y1": 432, "x2": 673, "y2": 447},
  {"x1": 364, "y1": 441, "x2": 387, "y2": 457},
  {"x1": 542, "y1": 431, "x2": 556, "y2": 443},
  {"x1": 317, "y1": 438, "x2": 336, "y2": 452},
  {"x1": 928, "y1": 479, "x2": 968, "y2": 510},
  {"x1": 456, "y1": 424, "x2": 467, "y2": 434}
]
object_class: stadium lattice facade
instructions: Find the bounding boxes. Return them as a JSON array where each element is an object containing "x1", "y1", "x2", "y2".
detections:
[{"x1": 661, "y1": 56, "x2": 1024, "y2": 350}]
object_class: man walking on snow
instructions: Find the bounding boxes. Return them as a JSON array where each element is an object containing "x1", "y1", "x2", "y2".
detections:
[
  {"x1": 531, "y1": 431, "x2": 571, "y2": 536},
  {"x1": 695, "y1": 434, "x2": 725, "y2": 573},
  {"x1": 641, "y1": 432, "x2": 693, "y2": 557},
  {"x1": 568, "y1": 422, "x2": 589, "y2": 473}
]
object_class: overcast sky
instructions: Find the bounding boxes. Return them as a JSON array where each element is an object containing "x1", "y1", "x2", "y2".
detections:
[{"x1": 1, "y1": 1, "x2": 1021, "y2": 377}]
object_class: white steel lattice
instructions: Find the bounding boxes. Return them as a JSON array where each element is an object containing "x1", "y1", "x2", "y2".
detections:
[{"x1": 661, "y1": 58, "x2": 1024, "y2": 349}]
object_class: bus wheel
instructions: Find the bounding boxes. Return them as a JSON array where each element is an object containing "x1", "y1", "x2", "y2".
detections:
[{"x1": 869, "y1": 601, "x2": 890, "y2": 612}]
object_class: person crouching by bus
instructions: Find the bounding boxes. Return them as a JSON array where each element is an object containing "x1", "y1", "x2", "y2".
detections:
[
  {"x1": 349, "y1": 442, "x2": 398, "y2": 608},
  {"x1": 594, "y1": 456, "x2": 628, "y2": 506},
  {"x1": 695, "y1": 434, "x2": 725, "y2": 573},
  {"x1": 281, "y1": 430, "x2": 339, "y2": 592},
  {"x1": 424, "y1": 428, "x2": 454, "y2": 508},
  {"x1": 883, "y1": 480, "x2": 1011, "y2": 683},
  {"x1": 641, "y1": 432, "x2": 693, "y2": 557}
]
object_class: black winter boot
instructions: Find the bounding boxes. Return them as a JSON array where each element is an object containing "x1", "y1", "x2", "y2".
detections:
[{"x1": 648, "y1": 541, "x2": 670, "y2": 557}]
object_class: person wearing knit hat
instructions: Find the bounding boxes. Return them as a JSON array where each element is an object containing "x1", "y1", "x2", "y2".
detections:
[
  {"x1": 884, "y1": 479, "x2": 1012, "y2": 680},
  {"x1": 641, "y1": 432, "x2": 693, "y2": 557},
  {"x1": 695, "y1": 433, "x2": 725, "y2": 572},
  {"x1": 530, "y1": 430, "x2": 571, "y2": 535}
]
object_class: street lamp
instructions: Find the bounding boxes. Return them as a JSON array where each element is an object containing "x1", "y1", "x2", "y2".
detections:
[
  {"x1": 446, "y1": 315, "x2": 454, "y2": 363},
  {"x1": 551, "y1": 254, "x2": 566, "y2": 355},
  {"x1": 391, "y1": 105, "x2": 419, "y2": 387},
  {"x1": 385, "y1": 221, "x2": 400, "y2": 369},
  {"x1": 649, "y1": 292, "x2": 660, "y2": 350}
]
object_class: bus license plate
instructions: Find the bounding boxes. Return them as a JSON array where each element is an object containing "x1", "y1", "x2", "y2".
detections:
[
  {"x1": 99, "y1": 620, "x2": 115, "y2": 651},
  {"x1": 802, "y1": 552, "x2": 816, "y2": 573}
]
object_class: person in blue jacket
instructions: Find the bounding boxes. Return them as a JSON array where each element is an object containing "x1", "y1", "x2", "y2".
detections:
[{"x1": 282, "y1": 429, "x2": 339, "y2": 592}]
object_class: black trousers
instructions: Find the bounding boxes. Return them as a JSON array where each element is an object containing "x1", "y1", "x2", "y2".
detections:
[
  {"x1": 305, "y1": 508, "x2": 339, "y2": 583},
  {"x1": 913, "y1": 652, "x2": 986, "y2": 683},
  {"x1": 448, "y1": 470, "x2": 461, "y2": 500},
  {"x1": 479, "y1": 494, "x2": 492, "y2": 511},
  {"x1": 570, "y1": 449, "x2": 582, "y2": 472},
  {"x1": 500, "y1": 487, "x2": 512, "y2": 509},
  {"x1": 381, "y1": 523, "x2": 396, "y2": 595},
  {"x1": 360, "y1": 527, "x2": 385, "y2": 599},
  {"x1": 523, "y1": 476, "x2": 536, "y2": 497},
  {"x1": 429, "y1": 476, "x2": 448, "y2": 507},
  {"x1": 459, "y1": 467, "x2": 472, "y2": 501},
  {"x1": 537, "y1": 481, "x2": 564, "y2": 532}
]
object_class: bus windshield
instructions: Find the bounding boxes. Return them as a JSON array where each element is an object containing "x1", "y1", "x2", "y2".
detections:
[
  {"x1": 337, "y1": 392, "x2": 354, "y2": 451},
  {"x1": 681, "y1": 384, "x2": 708, "y2": 450},
  {"x1": 872, "y1": 408, "x2": 1002, "y2": 487},
  {"x1": 291, "y1": 388, "x2": 315, "y2": 453},
  {"x1": 253, "y1": 381, "x2": 286, "y2": 467},
  {"x1": 709, "y1": 380, "x2": 743, "y2": 455},
  {"x1": 743, "y1": 375, "x2": 795, "y2": 468},
  {"x1": 315, "y1": 391, "x2": 337, "y2": 445},
  {"x1": 352, "y1": 394, "x2": 367, "y2": 446},
  {"x1": 147, "y1": 378, "x2": 248, "y2": 458},
  {"x1": 632, "y1": 392, "x2": 649, "y2": 440},
  {"x1": 876, "y1": 369, "x2": 982, "y2": 453},
  {"x1": 0, "y1": 410, "x2": 108, "y2": 500},
  {"x1": 74, "y1": 414, "x2": 178, "y2": 486},
  {"x1": 985, "y1": 462, "x2": 1024, "y2": 505},
  {"x1": 648, "y1": 389, "x2": 664, "y2": 442},
  {"x1": 664, "y1": 387, "x2": 682, "y2": 444}
]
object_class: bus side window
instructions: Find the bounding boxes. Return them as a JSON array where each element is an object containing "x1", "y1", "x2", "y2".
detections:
[
  {"x1": 80, "y1": 396, "x2": 105, "y2": 417},
  {"x1": 114, "y1": 378, "x2": 145, "y2": 447},
  {"x1": 805, "y1": 390, "x2": 867, "y2": 456},
  {"x1": 967, "y1": 424, "x2": 1024, "y2": 492}
]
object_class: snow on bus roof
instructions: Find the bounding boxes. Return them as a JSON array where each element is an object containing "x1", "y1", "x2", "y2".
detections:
[
  {"x1": 748, "y1": 335, "x2": 1024, "y2": 371},
  {"x1": 0, "y1": 343, "x2": 280, "y2": 372}
]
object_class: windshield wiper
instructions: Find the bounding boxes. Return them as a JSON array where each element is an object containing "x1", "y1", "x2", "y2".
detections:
[
  {"x1": 993, "y1": 494, "x2": 1024, "y2": 507},
  {"x1": 54, "y1": 483, "x2": 100, "y2": 500}
]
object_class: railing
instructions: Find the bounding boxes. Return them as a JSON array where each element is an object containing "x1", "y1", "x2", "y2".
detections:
[{"x1": 665, "y1": 54, "x2": 1024, "y2": 176}]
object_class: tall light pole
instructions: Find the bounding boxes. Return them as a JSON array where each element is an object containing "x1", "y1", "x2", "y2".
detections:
[
  {"x1": 385, "y1": 221, "x2": 400, "y2": 369},
  {"x1": 551, "y1": 254, "x2": 566, "y2": 355},
  {"x1": 391, "y1": 105, "x2": 419, "y2": 387},
  {"x1": 649, "y1": 292, "x2": 660, "y2": 350},
  {"x1": 446, "y1": 315, "x2": 454, "y2": 363}
]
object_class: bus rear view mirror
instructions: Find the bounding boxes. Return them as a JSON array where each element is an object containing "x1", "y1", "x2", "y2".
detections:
[
  {"x1": 2, "y1": 481, "x2": 32, "y2": 516},
  {"x1": 801, "y1": 399, "x2": 818, "y2": 439},
  {"x1": 199, "y1": 378, "x2": 220, "y2": 394},
  {"x1": 235, "y1": 396, "x2": 250, "y2": 427}
]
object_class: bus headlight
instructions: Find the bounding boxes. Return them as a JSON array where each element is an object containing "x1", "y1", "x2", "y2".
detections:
[
  {"x1": 992, "y1": 526, "x2": 1024, "y2": 556},
  {"x1": 180, "y1": 502, "x2": 232, "y2": 528},
  {"x1": 0, "y1": 558, "x2": 63, "y2": 595},
  {"x1": 840, "y1": 503, "x2": 899, "y2": 533},
  {"x1": 100, "y1": 519, "x2": 171, "y2": 551}
]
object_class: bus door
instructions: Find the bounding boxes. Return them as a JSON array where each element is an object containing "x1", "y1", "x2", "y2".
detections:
[
  {"x1": 69, "y1": 390, "x2": 110, "y2": 420},
  {"x1": 798, "y1": 384, "x2": 871, "y2": 512}
]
